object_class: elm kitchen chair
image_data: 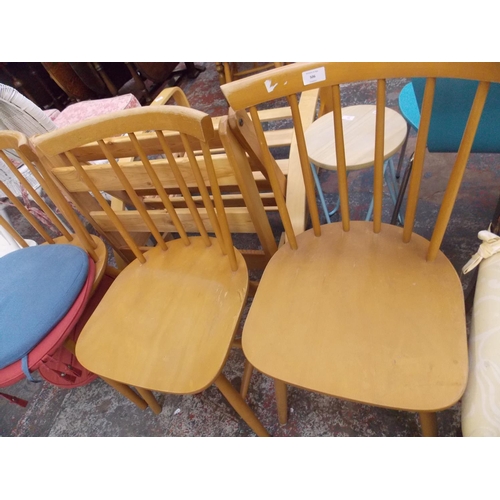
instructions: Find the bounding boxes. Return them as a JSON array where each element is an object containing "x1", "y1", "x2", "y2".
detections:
[
  {"x1": 31, "y1": 105, "x2": 270, "y2": 436},
  {"x1": 220, "y1": 62, "x2": 500, "y2": 436}
]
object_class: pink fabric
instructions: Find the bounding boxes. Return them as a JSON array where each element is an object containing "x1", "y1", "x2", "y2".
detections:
[
  {"x1": 53, "y1": 94, "x2": 141, "y2": 128},
  {"x1": 43, "y1": 109, "x2": 61, "y2": 121}
]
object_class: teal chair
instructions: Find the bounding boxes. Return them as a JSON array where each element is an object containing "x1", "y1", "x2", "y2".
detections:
[{"x1": 391, "y1": 78, "x2": 500, "y2": 224}]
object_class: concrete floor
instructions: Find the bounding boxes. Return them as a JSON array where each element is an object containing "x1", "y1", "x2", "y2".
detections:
[{"x1": 1, "y1": 63, "x2": 500, "y2": 438}]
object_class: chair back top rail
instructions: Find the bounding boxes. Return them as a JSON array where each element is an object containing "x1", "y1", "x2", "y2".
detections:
[{"x1": 221, "y1": 62, "x2": 500, "y2": 260}]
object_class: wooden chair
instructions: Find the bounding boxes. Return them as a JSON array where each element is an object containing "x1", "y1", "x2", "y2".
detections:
[
  {"x1": 31, "y1": 105, "x2": 270, "y2": 436},
  {"x1": 220, "y1": 62, "x2": 500, "y2": 436}
]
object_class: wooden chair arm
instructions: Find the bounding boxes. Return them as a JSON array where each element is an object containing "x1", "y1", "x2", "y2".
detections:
[{"x1": 149, "y1": 87, "x2": 191, "y2": 108}]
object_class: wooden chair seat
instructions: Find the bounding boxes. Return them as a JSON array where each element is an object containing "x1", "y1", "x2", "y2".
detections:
[
  {"x1": 243, "y1": 221, "x2": 468, "y2": 412},
  {"x1": 76, "y1": 238, "x2": 248, "y2": 394},
  {"x1": 221, "y1": 62, "x2": 500, "y2": 435}
]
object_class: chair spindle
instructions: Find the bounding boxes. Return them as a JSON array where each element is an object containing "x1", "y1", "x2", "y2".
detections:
[
  {"x1": 373, "y1": 79, "x2": 387, "y2": 233},
  {"x1": 331, "y1": 84, "x2": 350, "y2": 231},
  {"x1": 403, "y1": 77, "x2": 436, "y2": 243}
]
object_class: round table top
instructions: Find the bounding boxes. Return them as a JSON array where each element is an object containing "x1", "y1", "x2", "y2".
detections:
[{"x1": 304, "y1": 104, "x2": 408, "y2": 171}]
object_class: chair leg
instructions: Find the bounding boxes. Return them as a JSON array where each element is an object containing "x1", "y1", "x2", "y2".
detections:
[
  {"x1": 214, "y1": 373, "x2": 270, "y2": 437},
  {"x1": 419, "y1": 411, "x2": 438, "y2": 436},
  {"x1": 135, "y1": 387, "x2": 162, "y2": 415},
  {"x1": 100, "y1": 376, "x2": 148, "y2": 410},
  {"x1": 240, "y1": 360, "x2": 254, "y2": 399},
  {"x1": 274, "y1": 379, "x2": 288, "y2": 425}
]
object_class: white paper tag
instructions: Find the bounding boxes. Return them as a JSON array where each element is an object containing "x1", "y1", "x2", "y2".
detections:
[{"x1": 302, "y1": 67, "x2": 326, "y2": 86}]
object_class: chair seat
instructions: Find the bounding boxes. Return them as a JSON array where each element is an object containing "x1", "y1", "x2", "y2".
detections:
[
  {"x1": 75, "y1": 237, "x2": 249, "y2": 394},
  {"x1": 242, "y1": 221, "x2": 468, "y2": 412},
  {"x1": 0, "y1": 244, "x2": 90, "y2": 369}
]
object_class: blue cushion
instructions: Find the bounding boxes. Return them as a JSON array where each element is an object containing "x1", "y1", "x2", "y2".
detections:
[
  {"x1": 412, "y1": 78, "x2": 500, "y2": 153},
  {"x1": 0, "y1": 245, "x2": 89, "y2": 369}
]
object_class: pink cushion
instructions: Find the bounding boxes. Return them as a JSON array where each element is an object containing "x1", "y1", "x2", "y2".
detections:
[
  {"x1": 43, "y1": 109, "x2": 61, "y2": 121},
  {"x1": 53, "y1": 94, "x2": 141, "y2": 128}
]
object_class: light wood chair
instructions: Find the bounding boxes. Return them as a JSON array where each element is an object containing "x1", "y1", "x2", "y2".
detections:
[
  {"x1": 220, "y1": 62, "x2": 500, "y2": 436},
  {"x1": 31, "y1": 106, "x2": 270, "y2": 436}
]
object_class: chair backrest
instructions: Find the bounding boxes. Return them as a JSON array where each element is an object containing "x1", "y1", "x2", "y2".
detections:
[
  {"x1": 30, "y1": 105, "x2": 270, "y2": 271},
  {"x1": 0, "y1": 84, "x2": 58, "y2": 196},
  {"x1": 411, "y1": 78, "x2": 500, "y2": 153},
  {"x1": 220, "y1": 62, "x2": 500, "y2": 261},
  {"x1": 0, "y1": 130, "x2": 100, "y2": 263}
]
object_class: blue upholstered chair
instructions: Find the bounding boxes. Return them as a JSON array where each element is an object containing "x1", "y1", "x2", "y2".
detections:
[
  {"x1": 0, "y1": 130, "x2": 109, "y2": 405},
  {"x1": 392, "y1": 79, "x2": 500, "y2": 224}
]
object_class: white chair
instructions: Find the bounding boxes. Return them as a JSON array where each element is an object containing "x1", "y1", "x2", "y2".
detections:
[
  {"x1": 461, "y1": 227, "x2": 500, "y2": 436},
  {"x1": 0, "y1": 83, "x2": 141, "y2": 197}
]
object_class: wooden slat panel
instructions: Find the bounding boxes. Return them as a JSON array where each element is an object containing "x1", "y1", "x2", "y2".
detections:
[
  {"x1": 52, "y1": 155, "x2": 239, "y2": 192},
  {"x1": 68, "y1": 124, "x2": 293, "y2": 163},
  {"x1": 52, "y1": 156, "x2": 289, "y2": 194},
  {"x1": 145, "y1": 192, "x2": 277, "y2": 209},
  {"x1": 91, "y1": 207, "x2": 260, "y2": 234}
]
